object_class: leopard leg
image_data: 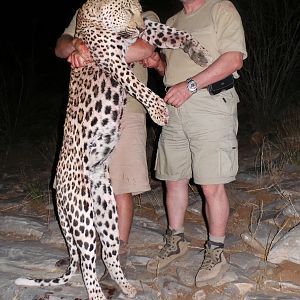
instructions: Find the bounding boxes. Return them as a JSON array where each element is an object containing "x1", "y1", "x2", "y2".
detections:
[
  {"x1": 56, "y1": 203, "x2": 79, "y2": 276},
  {"x1": 80, "y1": 30, "x2": 168, "y2": 127},
  {"x1": 66, "y1": 195, "x2": 106, "y2": 300},
  {"x1": 91, "y1": 164, "x2": 137, "y2": 298},
  {"x1": 141, "y1": 19, "x2": 212, "y2": 67}
]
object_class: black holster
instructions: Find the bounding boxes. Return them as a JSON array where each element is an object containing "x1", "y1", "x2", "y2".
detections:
[{"x1": 207, "y1": 75, "x2": 234, "y2": 95}]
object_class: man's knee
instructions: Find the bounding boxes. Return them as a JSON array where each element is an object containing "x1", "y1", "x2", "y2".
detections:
[
  {"x1": 166, "y1": 179, "x2": 189, "y2": 191},
  {"x1": 201, "y1": 184, "x2": 226, "y2": 200}
]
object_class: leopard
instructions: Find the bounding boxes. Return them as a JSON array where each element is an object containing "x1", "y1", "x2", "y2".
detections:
[{"x1": 15, "y1": 0, "x2": 210, "y2": 299}]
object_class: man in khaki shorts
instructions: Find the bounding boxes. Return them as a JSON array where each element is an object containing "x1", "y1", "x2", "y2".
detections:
[
  {"x1": 143, "y1": 0, "x2": 247, "y2": 286},
  {"x1": 54, "y1": 10, "x2": 160, "y2": 266}
]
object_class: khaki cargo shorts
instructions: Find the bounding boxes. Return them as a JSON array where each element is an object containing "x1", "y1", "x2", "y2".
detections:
[
  {"x1": 109, "y1": 112, "x2": 150, "y2": 195},
  {"x1": 155, "y1": 88, "x2": 239, "y2": 185}
]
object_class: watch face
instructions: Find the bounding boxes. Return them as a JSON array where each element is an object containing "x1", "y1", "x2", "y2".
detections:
[{"x1": 187, "y1": 79, "x2": 197, "y2": 93}]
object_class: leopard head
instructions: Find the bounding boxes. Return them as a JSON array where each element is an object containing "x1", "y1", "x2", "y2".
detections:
[{"x1": 81, "y1": 0, "x2": 145, "y2": 38}]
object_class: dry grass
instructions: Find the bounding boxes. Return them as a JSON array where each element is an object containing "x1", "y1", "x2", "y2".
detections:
[
  {"x1": 253, "y1": 103, "x2": 300, "y2": 185},
  {"x1": 276, "y1": 104, "x2": 300, "y2": 164},
  {"x1": 241, "y1": 108, "x2": 300, "y2": 265}
]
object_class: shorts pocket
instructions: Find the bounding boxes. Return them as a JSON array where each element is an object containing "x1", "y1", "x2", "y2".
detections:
[
  {"x1": 219, "y1": 139, "x2": 238, "y2": 177},
  {"x1": 214, "y1": 89, "x2": 239, "y2": 115}
]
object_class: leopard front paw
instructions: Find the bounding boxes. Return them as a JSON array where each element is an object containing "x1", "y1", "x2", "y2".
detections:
[
  {"x1": 123, "y1": 284, "x2": 137, "y2": 298},
  {"x1": 148, "y1": 97, "x2": 169, "y2": 126},
  {"x1": 184, "y1": 40, "x2": 212, "y2": 67}
]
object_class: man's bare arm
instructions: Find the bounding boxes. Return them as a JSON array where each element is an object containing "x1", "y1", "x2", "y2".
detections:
[
  {"x1": 164, "y1": 51, "x2": 244, "y2": 108},
  {"x1": 55, "y1": 34, "x2": 155, "y2": 67},
  {"x1": 192, "y1": 51, "x2": 243, "y2": 89}
]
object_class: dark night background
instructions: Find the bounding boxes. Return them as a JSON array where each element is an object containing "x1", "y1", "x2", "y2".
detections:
[
  {"x1": 0, "y1": 0, "x2": 299, "y2": 149},
  {"x1": 0, "y1": 0, "x2": 184, "y2": 140}
]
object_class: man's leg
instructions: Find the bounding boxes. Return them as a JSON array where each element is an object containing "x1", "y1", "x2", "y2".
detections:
[
  {"x1": 147, "y1": 179, "x2": 190, "y2": 273},
  {"x1": 203, "y1": 184, "x2": 229, "y2": 237},
  {"x1": 195, "y1": 183, "x2": 230, "y2": 287},
  {"x1": 114, "y1": 193, "x2": 134, "y2": 267},
  {"x1": 166, "y1": 179, "x2": 189, "y2": 231},
  {"x1": 115, "y1": 193, "x2": 134, "y2": 244}
]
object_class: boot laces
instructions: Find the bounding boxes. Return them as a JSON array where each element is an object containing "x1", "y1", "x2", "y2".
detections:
[
  {"x1": 201, "y1": 247, "x2": 222, "y2": 270},
  {"x1": 158, "y1": 231, "x2": 178, "y2": 258}
]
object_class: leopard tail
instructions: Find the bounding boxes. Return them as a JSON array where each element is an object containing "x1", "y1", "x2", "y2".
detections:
[{"x1": 15, "y1": 256, "x2": 78, "y2": 286}]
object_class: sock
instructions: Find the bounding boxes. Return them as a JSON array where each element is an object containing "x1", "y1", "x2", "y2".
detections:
[
  {"x1": 208, "y1": 234, "x2": 225, "y2": 249},
  {"x1": 169, "y1": 226, "x2": 184, "y2": 235}
]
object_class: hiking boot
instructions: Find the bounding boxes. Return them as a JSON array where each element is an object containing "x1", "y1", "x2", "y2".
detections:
[
  {"x1": 195, "y1": 243, "x2": 229, "y2": 287},
  {"x1": 146, "y1": 229, "x2": 190, "y2": 274}
]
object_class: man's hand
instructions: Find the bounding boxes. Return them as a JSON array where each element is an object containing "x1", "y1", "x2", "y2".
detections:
[
  {"x1": 164, "y1": 81, "x2": 193, "y2": 108},
  {"x1": 68, "y1": 38, "x2": 93, "y2": 68},
  {"x1": 141, "y1": 52, "x2": 165, "y2": 76},
  {"x1": 142, "y1": 53, "x2": 192, "y2": 107},
  {"x1": 141, "y1": 52, "x2": 160, "y2": 68}
]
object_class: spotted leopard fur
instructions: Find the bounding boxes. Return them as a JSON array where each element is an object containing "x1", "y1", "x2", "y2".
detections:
[{"x1": 15, "y1": 0, "x2": 210, "y2": 299}]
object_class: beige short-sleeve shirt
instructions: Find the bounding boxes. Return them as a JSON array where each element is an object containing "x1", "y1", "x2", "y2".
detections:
[
  {"x1": 163, "y1": 0, "x2": 247, "y2": 87},
  {"x1": 63, "y1": 10, "x2": 160, "y2": 114}
]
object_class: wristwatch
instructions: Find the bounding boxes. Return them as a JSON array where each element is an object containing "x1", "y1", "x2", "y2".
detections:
[{"x1": 186, "y1": 78, "x2": 198, "y2": 94}]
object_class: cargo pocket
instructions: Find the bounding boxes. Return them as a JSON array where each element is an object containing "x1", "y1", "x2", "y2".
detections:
[
  {"x1": 219, "y1": 139, "x2": 238, "y2": 177},
  {"x1": 214, "y1": 89, "x2": 239, "y2": 115}
]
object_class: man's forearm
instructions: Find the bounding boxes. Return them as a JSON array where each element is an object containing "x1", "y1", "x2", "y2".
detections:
[{"x1": 193, "y1": 51, "x2": 243, "y2": 88}]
